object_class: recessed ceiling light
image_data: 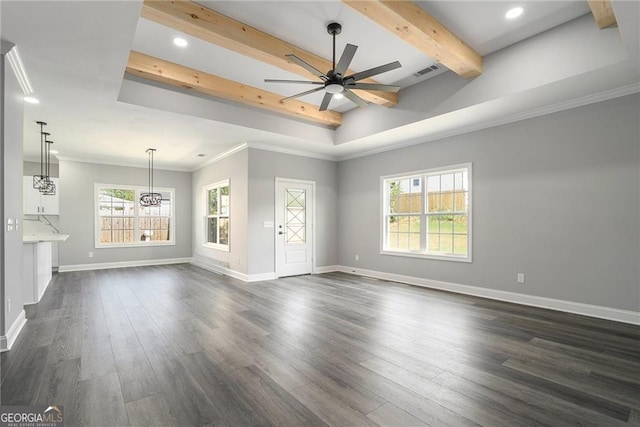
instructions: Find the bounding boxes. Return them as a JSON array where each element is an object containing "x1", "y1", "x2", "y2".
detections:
[
  {"x1": 173, "y1": 37, "x2": 188, "y2": 47},
  {"x1": 333, "y1": 93, "x2": 344, "y2": 100},
  {"x1": 50, "y1": 150, "x2": 59, "y2": 154},
  {"x1": 505, "y1": 7, "x2": 524, "y2": 19},
  {"x1": 24, "y1": 96, "x2": 39, "y2": 104}
]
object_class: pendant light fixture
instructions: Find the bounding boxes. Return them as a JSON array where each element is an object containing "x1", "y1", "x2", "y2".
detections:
[
  {"x1": 41, "y1": 137, "x2": 56, "y2": 195},
  {"x1": 140, "y1": 148, "x2": 162, "y2": 207},
  {"x1": 32, "y1": 121, "x2": 56, "y2": 196},
  {"x1": 33, "y1": 121, "x2": 47, "y2": 190}
]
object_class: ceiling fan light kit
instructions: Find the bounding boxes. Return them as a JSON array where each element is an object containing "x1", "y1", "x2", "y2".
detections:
[
  {"x1": 325, "y1": 83, "x2": 344, "y2": 94},
  {"x1": 265, "y1": 22, "x2": 402, "y2": 111}
]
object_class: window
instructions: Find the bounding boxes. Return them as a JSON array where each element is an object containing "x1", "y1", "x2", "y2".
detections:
[
  {"x1": 95, "y1": 184, "x2": 175, "y2": 248},
  {"x1": 382, "y1": 164, "x2": 471, "y2": 262},
  {"x1": 204, "y1": 180, "x2": 230, "y2": 251}
]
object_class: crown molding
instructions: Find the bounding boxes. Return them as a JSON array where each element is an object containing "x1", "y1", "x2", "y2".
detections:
[
  {"x1": 191, "y1": 142, "x2": 248, "y2": 171},
  {"x1": 4, "y1": 45, "x2": 34, "y2": 95},
  {"x1": 246, "y1": 142, "x2": 337, "y2": 162},
  {"x1": 190, "y1": 141, "x2": 337, "y2": 172},
  {"x1": 55, "y1": 155, "x2": 192, "y2": 172}
]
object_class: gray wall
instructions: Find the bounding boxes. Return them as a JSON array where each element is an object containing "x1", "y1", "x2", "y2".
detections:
[
  {"x1": 248, "y1": 148, "x2": 338, "y2": 275},
  {"x1": 58, "y1": 160, "x2": 192, "y2": 267},
  {"x1": 338, "y1": 93, "x2": 640, "y2": 312},
  {"x1": 192, "y1": 149, "x2": 248, "y2": 274},
  {"x1": 1, "y1": 49, "x2": 25, "y2": 336},
  {"x1": 23, "y1": 160, "x2": 59, "y2": 178}
]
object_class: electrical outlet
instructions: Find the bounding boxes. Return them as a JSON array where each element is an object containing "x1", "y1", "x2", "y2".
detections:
[
  {"x1": 355, "y1": 254, "x2": 359, "y2": 261},
  {"x1": 517, "y1": 273, "x2": 525, "y2": 284},
  {"x1": 88, "y1": 251, "x2": 94, "y2": 258}
]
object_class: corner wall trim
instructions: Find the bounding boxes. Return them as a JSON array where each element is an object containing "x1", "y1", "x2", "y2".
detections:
[
  {"x1": 0, "y1": 310, "x2": 27, "y2": 352},
  {"x1": 59, "y1": 257, "x2": 193, "y2": 272},
  {"x1": 332, "y1": 266, "x2": 640, "y2": 325}
]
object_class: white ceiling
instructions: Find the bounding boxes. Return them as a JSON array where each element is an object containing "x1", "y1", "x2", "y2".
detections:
[{"x1": 2, "y1": 0, "x2": 635, "y2": 171}]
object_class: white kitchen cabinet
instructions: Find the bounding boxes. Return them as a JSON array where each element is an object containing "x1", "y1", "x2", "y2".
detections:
[{"x1": 23, "y1": 176, "x2": 59, "y2": 215}]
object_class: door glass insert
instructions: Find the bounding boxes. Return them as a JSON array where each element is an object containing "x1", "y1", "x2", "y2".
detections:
[{"x1": 286, "y1": 189, "x2": 305, "y2": 245}]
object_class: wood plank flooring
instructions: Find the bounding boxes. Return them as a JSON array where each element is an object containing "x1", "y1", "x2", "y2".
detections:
[{"x1": 1, "y1": 264, "x2": 639, "y2": 426}]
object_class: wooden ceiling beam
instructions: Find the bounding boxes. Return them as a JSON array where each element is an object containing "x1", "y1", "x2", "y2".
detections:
[
  {"x1": 141, "y1": 0, "x2": 397, "y2": 107},
  {"x1": 587, "y1": 0, "x2": 617, "y2": 29},
  {"x1": 126, "y1": 51, "x2": 342, "y2": 127},
  {"x1": 343, "y1": 0, "x2": 482, "y2": 79}
]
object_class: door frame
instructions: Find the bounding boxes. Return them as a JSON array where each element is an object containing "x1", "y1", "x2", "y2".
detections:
[{"x1": 274, "y1": 177, "x2": 316, "y2": 278}]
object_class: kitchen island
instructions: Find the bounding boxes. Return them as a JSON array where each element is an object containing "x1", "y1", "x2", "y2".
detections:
[{"x1": 23, "y1": 233, "x2": 69, "y2": 304}]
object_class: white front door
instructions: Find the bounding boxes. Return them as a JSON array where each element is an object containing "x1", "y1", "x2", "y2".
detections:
[{"x1": 275, "y1": 178, "x2": 314, "y2": 277}]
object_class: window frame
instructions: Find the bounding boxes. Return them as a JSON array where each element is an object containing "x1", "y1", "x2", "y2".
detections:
[
  {"x1": 380, "y1": 163, "x2": 472, "y2": 263},
  {"x1": 203, "y1": 179, "x2": 230, "y2": 252},
  {"x1": 94, "y1": 183, "x2": 176, "y2": 248}
]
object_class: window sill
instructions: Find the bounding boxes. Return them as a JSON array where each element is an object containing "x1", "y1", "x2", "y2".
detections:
[
  {"x1": 95, "y1": 241, "x2": 175, "y2": 249},
  {"x1": 380, "y1": 249, "x2": 472, "y2": 263},
  {"x1": 203, "y1": 243, "x2": 230, "y2": 252}
]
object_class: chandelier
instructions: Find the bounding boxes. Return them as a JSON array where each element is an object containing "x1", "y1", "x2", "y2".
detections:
[
  {"x1": 140, "y1": 148, "x2": 162, "y2": 207},
  {"x1": 33, "y1": 121, "x2": 56, "y2": 196}
]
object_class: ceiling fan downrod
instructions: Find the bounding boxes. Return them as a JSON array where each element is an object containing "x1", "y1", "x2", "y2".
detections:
[{"x1": 327, "y1": 22, "x2": 342, "y2": 72}]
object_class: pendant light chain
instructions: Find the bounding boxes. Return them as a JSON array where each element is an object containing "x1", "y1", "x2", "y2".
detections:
[{"x1": 140, "y1": 148, "x2": 162, "y2": 207}]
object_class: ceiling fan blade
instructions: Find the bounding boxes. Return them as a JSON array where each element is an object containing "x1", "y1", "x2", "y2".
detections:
[
  {"x1": 346, "y1": 61, "x2": 402, "y2": 82},
  {"x1": 334, "y1": 43, "x2": 358, "y2": 77},
  {"x1": 342, "y1": 89, "x2": 368, "y2": 108},
  {"x1": 319, "y1": 92, "x2": 333, "y2": 111},
  {"x1": 281, "y1": 86, "x2": 325, "y2": 101},
  {"x1": 265, "y1": 79, "x2": 323, "y2": 85},
  {"x1": 286, "y1": 54, "x2": 328, "y2": 81},
  {"x1": 345, "y1": 82, "x2": 401, "y2": 92}
]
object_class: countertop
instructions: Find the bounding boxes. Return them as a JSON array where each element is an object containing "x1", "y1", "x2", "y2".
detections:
[{"x1": 23, "y1": 233, "x2": 70, "y2": 243}]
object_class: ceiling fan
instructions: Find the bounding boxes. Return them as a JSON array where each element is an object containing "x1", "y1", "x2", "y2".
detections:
[{"x1": 265, "y1": 22, "x2": 402, "y2": 111}]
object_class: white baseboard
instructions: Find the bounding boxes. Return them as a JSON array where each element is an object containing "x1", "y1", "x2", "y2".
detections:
[
  {"x1": 192, "y1": 261, "x2": 338, "y2": 283},
  {"x1": 334, "y1": 266, "x2": 640, "y2": 325},
  {"x1": 191, "y1": 258, "x2": 224, "y2": 275},
  {"x1": 59, "y1": 257, "x2": 193, "y2": 272},
  {"x1": 191, "y1": 258, "x2": 249, "y2": 282},
  {"x1": 248, "y1": 272, "x2": 278, "y2": 282},
  {"x1": 246, "y1": 266, "x2": 340, "y2": 281},
  {"x1": 314, "y1": 265, "x2": 340, "y2": 274},
  {"x1": 0, "y1": 310, "x2": 27, "y2": 352}
]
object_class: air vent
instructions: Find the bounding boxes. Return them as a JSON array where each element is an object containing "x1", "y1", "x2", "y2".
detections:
[{"x1": 413, "y1": 65, "x2": 439, "y2": 78}]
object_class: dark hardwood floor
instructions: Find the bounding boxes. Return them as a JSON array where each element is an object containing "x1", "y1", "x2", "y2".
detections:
[{"x1": 1, "y1": 264, "x2": 639, "y2": 426}]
